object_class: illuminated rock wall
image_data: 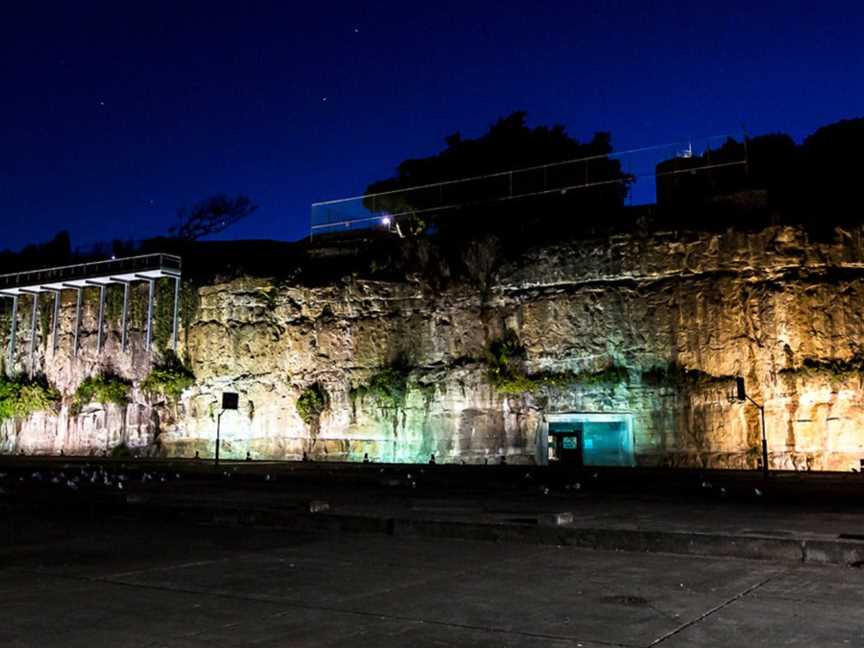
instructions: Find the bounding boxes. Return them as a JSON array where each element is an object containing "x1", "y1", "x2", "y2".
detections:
[{"x1": 3, "y1": 225, "x2": 864, "y2": 470}]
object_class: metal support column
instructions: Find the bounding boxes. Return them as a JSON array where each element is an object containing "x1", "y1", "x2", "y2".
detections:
[
  {"x1": 96, "y1": 284, "x2": 105, "y2": 354},
  {"x1": 7, "y1": 295, "x2": 18, "y2": 369},
  {"x1": 120, "y1": 282, "x2": 129, "y2": 352},
  {"x1": 28, "y1": 292, "x2": 38, "y2": 376},
  {"x1": 171, "y1": 276, "x2": 180, "y2": 352},
  {"x1": 145, "y1": 278, "x2": 155, "y2": 351},
  {"x1": 734, "y1": 377, "x2": 770, "y2": 480},
  {"x1": 51, "y1": 290, "x2": 61, "y2": 353},
  {"x1": 73, "y1": 288, "x2": 82, "y2": 357}
]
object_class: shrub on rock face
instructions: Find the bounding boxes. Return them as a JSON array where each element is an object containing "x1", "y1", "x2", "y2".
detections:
[
  {"x1": 111, "y1": 441, "x2": 132, "y2": 458},
  {"x1": 350, "y1": 360, "x2": 412, "y2": 412},
  {"x1": 142, "y1": 352, "x2": 195, "y2": 402},
  {"x1": 0, "y1": 374, "x2": 60, "y2": 421},
  {"x1": 485, "y1": 331, "x2": 629, "y2": 394},
  {"x1": 296, "y1": 383, "x2": 327, "y2": 425},
  {"x1": 485, "y1": 331, "x2": 538, "y2": 393},
  {"x1": 72, "y1": 374, "x2": 131, "y2": 414}
]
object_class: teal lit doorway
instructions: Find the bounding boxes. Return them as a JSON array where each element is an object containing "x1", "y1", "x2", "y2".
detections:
[{"x1": 545, "y1": 413, "x2": 635, "y2": 467}]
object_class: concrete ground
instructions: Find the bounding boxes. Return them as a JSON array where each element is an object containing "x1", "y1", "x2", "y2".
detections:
[{"x1": 1, "y1": 520, "x2": 863, "y2": 647}]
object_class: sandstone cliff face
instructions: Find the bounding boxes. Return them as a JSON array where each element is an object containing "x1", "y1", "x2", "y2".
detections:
[{"x1": 3, "y1": 225, "x2": 864, "y2": 470}]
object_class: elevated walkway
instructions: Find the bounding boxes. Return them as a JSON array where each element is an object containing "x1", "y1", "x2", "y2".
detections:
[
  {"x1": 0, "y1": 254, "x2": 182, "y2": 372},
  {"x1": 0, "y1": 253, "x2": 180, "y2": 294}
]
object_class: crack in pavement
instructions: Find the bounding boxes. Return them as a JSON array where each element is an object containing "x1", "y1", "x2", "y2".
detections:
[
  {"x1": 10, "y1": 541, "x2": 795, "y2": 648},
  {"x1": 646, "y1": 569, "x2": 788, "y2": 647}
]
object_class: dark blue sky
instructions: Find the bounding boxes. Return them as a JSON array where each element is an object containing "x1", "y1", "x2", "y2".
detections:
[{"x1": 2, "y1": 1, "x2": 862, "y2": 252}]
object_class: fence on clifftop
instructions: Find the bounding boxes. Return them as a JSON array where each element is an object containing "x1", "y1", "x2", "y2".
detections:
[{"x1": 310, "y1": 134, "x2": 748, "y2": 237}]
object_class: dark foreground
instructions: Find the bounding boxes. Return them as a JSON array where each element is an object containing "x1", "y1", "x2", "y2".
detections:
[
  {"x1": 2, "y1": 459, "x2": 864, "y2": 646},
  {"x1": 1, "y1": 518, "x2": 862, "y2": 647}
]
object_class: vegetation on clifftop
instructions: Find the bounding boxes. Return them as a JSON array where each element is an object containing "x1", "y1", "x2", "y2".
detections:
[{"x1": 0, "y1": 375, "x2": 60, "y2": 421}]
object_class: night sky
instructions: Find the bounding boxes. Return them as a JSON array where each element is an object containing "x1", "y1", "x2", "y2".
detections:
[{"x1": 2, "y1": 1, "x2": 862, "y2": 253}]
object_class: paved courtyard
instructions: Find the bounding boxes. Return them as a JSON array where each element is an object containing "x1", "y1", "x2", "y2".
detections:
[{"x1": 0, "y1": 519, "x2": 862, "y2": 647}]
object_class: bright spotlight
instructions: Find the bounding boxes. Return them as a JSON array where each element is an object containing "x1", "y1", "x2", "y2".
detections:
[{"x1": 381, "y1": 216, "x2": 391, "y2": 226}]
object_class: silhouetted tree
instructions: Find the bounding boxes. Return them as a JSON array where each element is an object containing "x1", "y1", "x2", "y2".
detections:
[
  {"x1": 169, "y1": 195, "x2": 258, "y2": 241},
  {"x1": 655, "y1": 133, "x2": 804, "y2": 229},
  {"x1": 655, "y1": 118, "x2": 864, "y2": 232},
  {"x1": 0, "y1": 231, "x2": 72, "y2": 273},
  {"x1": 111, "y1": 239, "x2": 138, "y2": 258},
  {"x1": 362, "y1": 112, "x2": 632, "y2": 237},
  {"x1": 798, "y1": 118, "x2": 864, "y2": 224}
]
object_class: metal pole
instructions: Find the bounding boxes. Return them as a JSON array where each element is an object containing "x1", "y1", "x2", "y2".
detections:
[
  {"x1": 51, "y1": 290, "x2": 60, "y2": 353},
  {"x1": 73, "y1": 288, "x2": 82, "y2": 357},
  {"x1": 215, "y1": 410, "x2": 223, "y2": 468},
  {"x1": 171, "y1": 276, "x2": 180, "y2": 352},
  {"x1": 120, "y1": 282, "x2": 129, "y2": 352},
  {"x1": 28, "y1": 292, "x2": 38, "y2": 376},
  {"x1": 744, "y1": 391, "x2": 769, "y2": 480},
  {"x1": 145, "y1": 278, "x2": 155, "y2": 351},
  {"x1": 760, "y1": 405, "x2": 768, "y2": 480},
  {"x1": 8, "y1": 295, "x2": 18, "y2": 369},
  {"x1": 96, "y1": 284, "x2": 105, "y2": 354}
]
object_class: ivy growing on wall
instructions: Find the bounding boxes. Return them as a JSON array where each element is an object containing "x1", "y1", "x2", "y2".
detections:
[
  {"x1": 0, "y1": 301, "x2": 9, "y2": 346},
  {"x1": 72, "y1": 374, "x2": 132, "y2": 415},
  {"x1": 104, "y1": 283, "x2": 125, "y2": 323},
  {"x1": 39, "y1": 295, "x2": 53, "y2": 345},
  {"x1": 129, "y1": 282, "x2": 149, "y2": 333},
  {"x1": 180, "y1": 280, "x2": 200, "y2": 353},
  {"x1": 0, "y1": 374, "x2": 60, "y2": 421}
]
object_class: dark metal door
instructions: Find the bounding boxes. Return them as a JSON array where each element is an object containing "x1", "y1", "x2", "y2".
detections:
[{"x1": 555, "y1": 431, "x2": 583, "y2": 467}]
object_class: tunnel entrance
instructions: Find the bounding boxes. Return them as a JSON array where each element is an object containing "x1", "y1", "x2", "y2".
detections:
[{"x1": 546, "y1": 413, "x2": 635, "y2": 467}]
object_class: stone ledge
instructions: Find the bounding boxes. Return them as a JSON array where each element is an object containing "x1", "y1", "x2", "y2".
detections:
[{"x1": 129, "y1": 498, "x2": 864, "y2": 567}]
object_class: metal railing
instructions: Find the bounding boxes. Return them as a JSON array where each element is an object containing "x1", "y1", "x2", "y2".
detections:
[
  {"x1": 310, "y1": 134, "x2": 747, "y2": 235},
  {"x1": 0, "y1": 253, "x2": 182, "y2": 291}
]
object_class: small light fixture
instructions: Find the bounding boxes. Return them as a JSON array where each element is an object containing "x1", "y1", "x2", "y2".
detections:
[{"x1": 381, "y1": 216, "x2": 391, "y2": 226}]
